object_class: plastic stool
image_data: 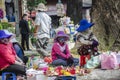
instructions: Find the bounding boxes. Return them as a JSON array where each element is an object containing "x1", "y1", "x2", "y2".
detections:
[
  {"x1": 2, "y1": 72, "x2": 17, "y2": 80},
  {"x1": 57, "y1": 76, "x2": 76, "y2": 80}
]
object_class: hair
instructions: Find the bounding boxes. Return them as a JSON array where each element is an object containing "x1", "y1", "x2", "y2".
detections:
[{"x1": 22, "y1": 14, "x2": 27, "y2": 19}]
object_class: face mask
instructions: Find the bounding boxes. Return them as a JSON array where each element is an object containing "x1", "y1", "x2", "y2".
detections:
[
  {"x1": 0, "y1": 38, "x2": 9, "y2": 44},
  {"x1": 58, "y1": 37, "x2": 66, "y2": 43}
]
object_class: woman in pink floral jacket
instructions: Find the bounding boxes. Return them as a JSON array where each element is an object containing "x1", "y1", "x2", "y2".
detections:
[{"x1": 51, "y1": 31, "x2": 79, "y2": 66}]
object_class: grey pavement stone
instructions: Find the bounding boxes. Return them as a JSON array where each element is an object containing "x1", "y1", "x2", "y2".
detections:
[{"x1": 77, "y1": 69, "x2": 120, "y2": 80}]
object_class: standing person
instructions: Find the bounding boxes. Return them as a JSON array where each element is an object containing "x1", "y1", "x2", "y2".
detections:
[
  {"x1": 75, "y1": 19, "x2": 99, "y2": 67},
  {"x1": 34, "y1": 3, "x2": 51, "y2": 57},
  {"x1": 0, "y1": 30, "x2": 26, "y2": 75},
  {"x1": 19, "y1": 14, "x2": 31, "y2": 51},
  {"x1": 51, "y1": 31, "x2": 79, "y2": 66}
]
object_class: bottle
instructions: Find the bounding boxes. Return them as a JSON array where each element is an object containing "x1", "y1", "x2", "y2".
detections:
[{"x1": 29, "y1": 57, "x2": 33, "y2": 68}]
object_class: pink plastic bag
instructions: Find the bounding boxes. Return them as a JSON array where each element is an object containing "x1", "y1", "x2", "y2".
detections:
[
  {"x1": 116, "y1": 54, "x2": 120, "y2": 64},
  {"x1": 100, "y1": 52, "x2": 118, "y2": 69}
]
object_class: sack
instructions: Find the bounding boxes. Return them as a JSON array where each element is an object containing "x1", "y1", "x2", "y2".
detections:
[
  {"x1": 85, "y1": 55, "x2": 100, "y2": 69},
  {"x1": 100, "y1": 52, "x2": 118, "y2": 69}
]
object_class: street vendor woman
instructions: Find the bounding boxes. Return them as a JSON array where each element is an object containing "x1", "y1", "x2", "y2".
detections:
[
  {"x1": 51, "y1": 31, "x2": 79, "y2": 66},
  {"x1": 0, "y1": 30, "x2": 26, "y2": 75},
  {"x1": 74, "y1": 19, "x2": 99, "y2": 67}
]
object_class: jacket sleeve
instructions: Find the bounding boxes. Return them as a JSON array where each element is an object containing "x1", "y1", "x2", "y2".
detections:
[
  {"x1": 52, "y1": 43, "x2": 67, "y2": 59},
  {"x1": 0, "y1": 45, "x2": 16, "y2": 64},
  {"x1": 65, "y1": 44, "x2": 71, "y2": 58},
  {"x1": 79, "y1": 37, "x2": 93, "y2": 45},
  {"x1": 26, "y1": 21, "x2": 30, "y2": 33},
  {"x1": 34, "y1": 14, "x2": 41, "y2": 26},
  {"x1": 91, "y1": 35, "x2": 98, "y2": 42}
]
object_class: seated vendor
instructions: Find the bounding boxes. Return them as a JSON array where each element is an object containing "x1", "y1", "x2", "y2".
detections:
[
  {"x1": 51, "y1": 31, "x2": 79, "y2": 66},
  {"x1": 75, "y1": 19, "x2": 99, "y2": 67},
  {"x1": 0, "y1": 30, "x2": 26, "y2": 75}
]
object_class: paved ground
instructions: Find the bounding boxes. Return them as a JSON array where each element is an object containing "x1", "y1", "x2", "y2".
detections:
[{"x1": 77, "y1": 69, "x2": 120, "y2": 80}]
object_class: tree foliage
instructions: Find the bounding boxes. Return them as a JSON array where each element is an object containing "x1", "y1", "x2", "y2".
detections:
[{"x1": 27, "y1": 0, "x2": 47, "y2": 11}]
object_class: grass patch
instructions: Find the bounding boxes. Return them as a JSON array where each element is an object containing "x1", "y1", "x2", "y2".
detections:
[
  {"x1": 26, "y1": 54, "x2": 40, "y2": 57},
  {"x1": 70, "y1": 48, "x2": 79, "y2": 58}
]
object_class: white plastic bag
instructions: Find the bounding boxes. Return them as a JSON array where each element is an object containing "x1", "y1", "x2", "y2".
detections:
[{"x1": 85, "y1": 55, "x2": 100, "y2": 68}]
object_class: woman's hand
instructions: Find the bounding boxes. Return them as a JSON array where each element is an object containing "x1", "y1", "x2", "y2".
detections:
[
  {"x1": 34, "y1": 32, "x2": 37, "y2": 37},
  {"x1": 66, "y1": 55, "x2": 72, "y2": 59},
  {"x1": 15, "y1": 55, "x2": 25, "y2": 65},
  {"x1": 15, "y1": 60, "x2": 22, "y2": 65},
  {"x1": 66, "y1": 57, "x2": 74, "y2": 65},
  {"x1": 15, "y1": 60, "x2": 25, "y2": 66}
]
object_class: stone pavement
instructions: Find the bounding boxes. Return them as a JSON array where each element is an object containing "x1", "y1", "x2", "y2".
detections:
[{"x1": 77, "y1": 69, "x2": 120, "y2": 80}]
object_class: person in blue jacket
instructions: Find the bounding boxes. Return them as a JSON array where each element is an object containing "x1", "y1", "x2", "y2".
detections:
[
  {"x1": 4, "y1": 30, "x2": 28, "y2": 65},
  {"x1": 11, "y1": 38, "x2": 28, "y2": 65}
]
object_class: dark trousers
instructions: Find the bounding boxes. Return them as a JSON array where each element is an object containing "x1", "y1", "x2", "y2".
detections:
[
  {"x1": 0, "y1": 64, "x2": 26, "y2": 75},
  {"x1": 21, "y1": 34, "x2": 29, "y2": 50}
]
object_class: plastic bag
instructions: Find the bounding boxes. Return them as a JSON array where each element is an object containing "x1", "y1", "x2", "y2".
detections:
[
  {"x1": 85, "y1": 55, "x2": 100, "y2": 68},
  {"x1": 100, "y1": 52, "x2": 118, "y2": 69}
]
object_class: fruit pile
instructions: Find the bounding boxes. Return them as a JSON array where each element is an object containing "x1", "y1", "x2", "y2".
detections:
[
  {"x1": 44, "y1": 57, "x2": 52, "y2": 64},
  {"x1": 45, "y1": 66, "x2": 92, "y2": 77}
]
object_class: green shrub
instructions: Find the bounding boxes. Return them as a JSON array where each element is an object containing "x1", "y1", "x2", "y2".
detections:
[
  {"x1": 31, "y1": 37, "x2": 37, "y2": 44},
  {"x1": 0, "y1": 23, "x2": 3, "y2": 30},
  {"x1": 0, "y1": 22, "x2": 13, "y2": 29}
]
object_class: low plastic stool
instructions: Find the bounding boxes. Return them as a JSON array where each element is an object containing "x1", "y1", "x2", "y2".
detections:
[
  {"x1": 2, "y1": 72, "x2": 17, "y2": 80},
  {"x1": 57, "y1": 76, "x2": 76, "y2": 80}
]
